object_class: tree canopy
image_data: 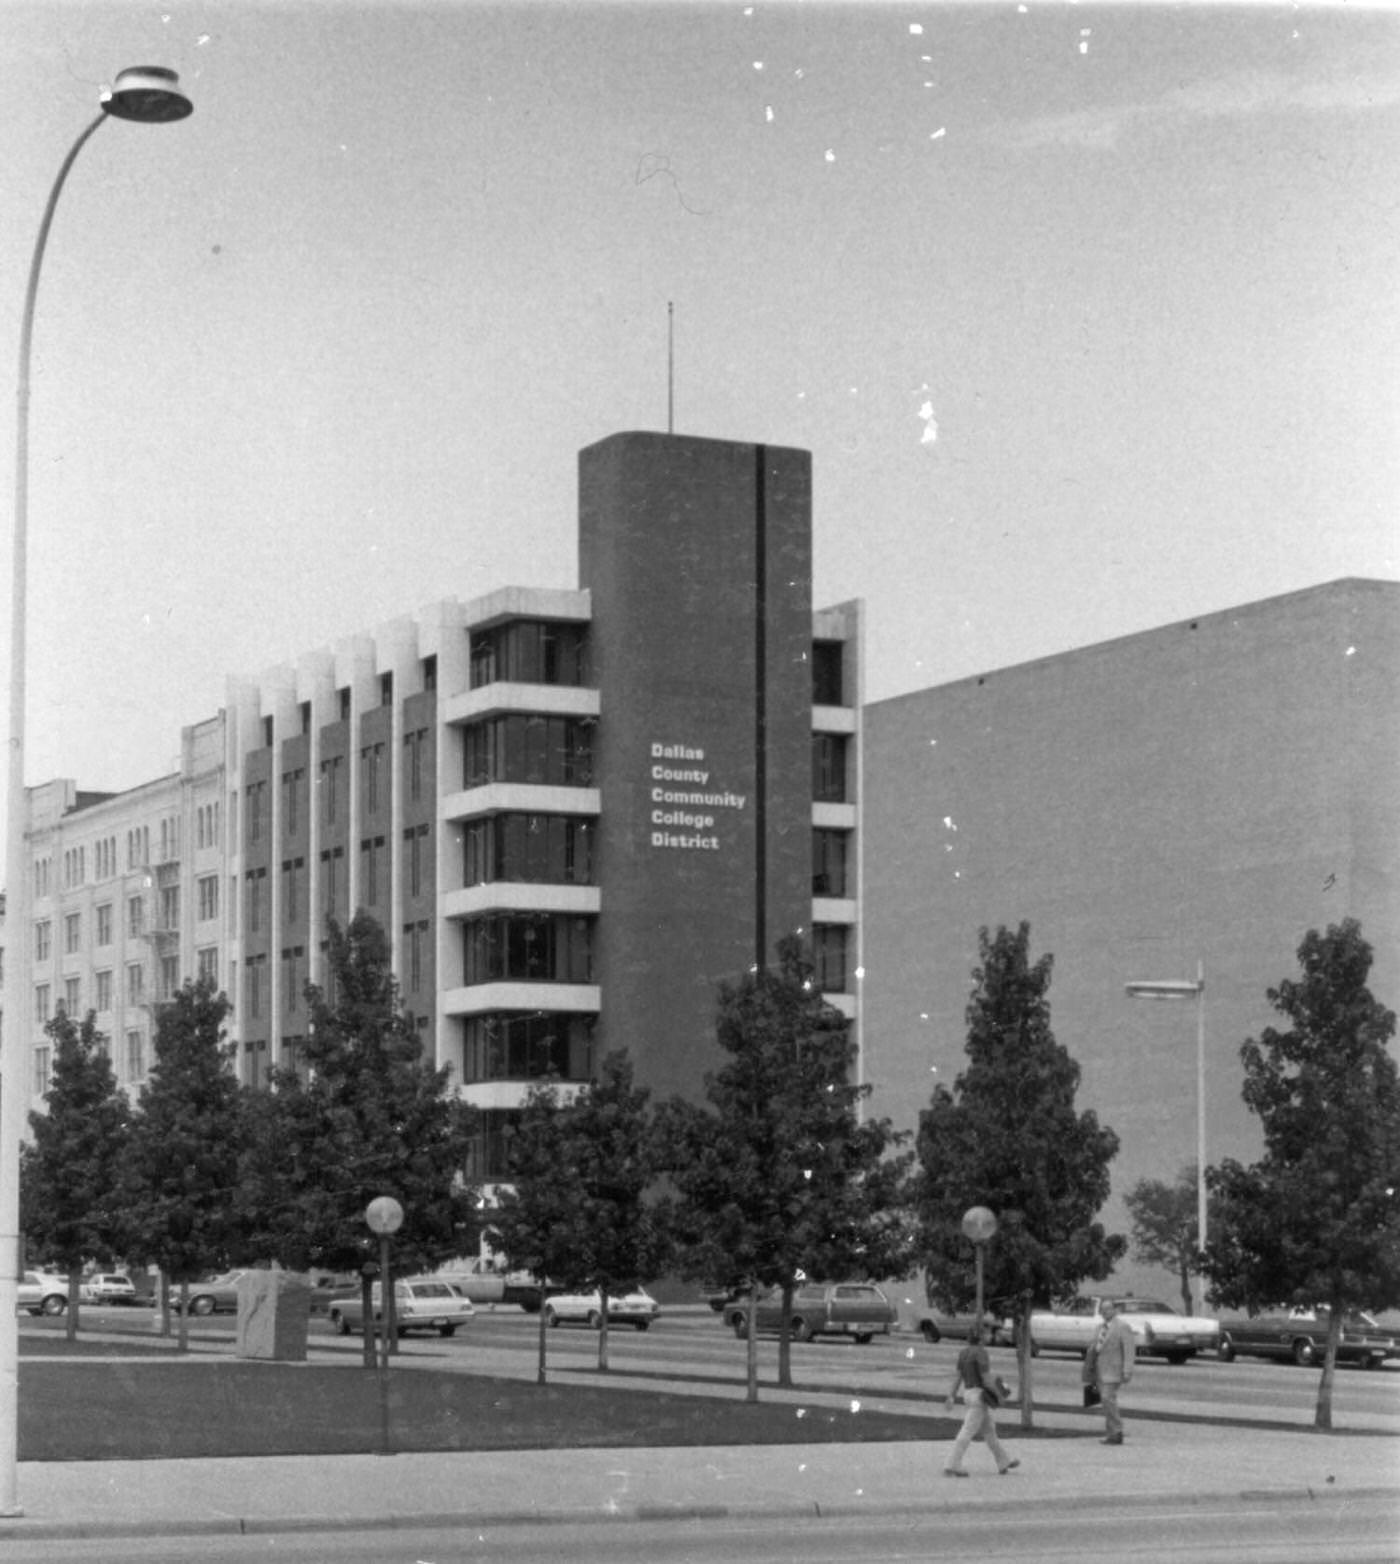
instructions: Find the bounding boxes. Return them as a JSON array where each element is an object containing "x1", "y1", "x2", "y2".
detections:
[
  {"x1": 1123, "y1": 1165, "x2": 1206, "y2": 1318},
  {"x1": 1202, "y1": 919, "x2": 1400, "y2": 1430},
  {"x1": 911, "y1": 923, "x2": 1124, "y2": 1426},
  {"x1": 660, "y1": 933, "x2": 910, "y2": 1397},
  {"x1": 20, "y1": 1008, "x2": 129, "y2": 1338}
]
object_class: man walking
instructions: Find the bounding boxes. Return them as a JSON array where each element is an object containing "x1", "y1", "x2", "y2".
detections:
[{"x1": 1094, "y1": 1298, "x2": 1135, "y2": 1444}]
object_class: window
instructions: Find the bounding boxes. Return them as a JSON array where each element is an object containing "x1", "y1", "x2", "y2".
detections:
[
  {"x1": 97, "y1": 903, "x2": 113, "y2": 946},
  {"x1": 361, "y1": 743, "x2": 385, "y2": 816},
  {"x1": 96, "y1": 970, "x2": 113, "y2": 1012},
  {"x1": 463, "y1": 1013, "x2": 595, "y2": 1085},
  {"x1": 33, "y1": 858, "x2": 50, "y2": 899},
  {"x1": 359, "y1": 837, "x2": 387, "y2": 907},
  {"x1": 812, "y1": 640, "x2": 845, "y2": 706},
  {"x1": 34, "y1": 921, "x2": 51, "y2": 962},
  {"x1": 812, "y1": 829, "x2": 850, "y2": 898},
  {"x1": 462, "y1": 913, "x2": 595, "y2": 985},
  {"x1": 63, "y1": 913, "x2": 81, "y2": 955},
  {"x1": 281, "y1": 947, "x2": 305, "y2": 1015},
  {"x1": 126, "y1": 1032, "x2": 145, "y2": 1081},
  {"x1": 463, "y1": 814, "x2": 595, "y2": 886},
  {"x1": 34, "y1": 984, "x2": 50, "y2": 1024},
  {"x1": 812, "y1": 925, "x2": 849, "y2": 993},
  {"x1": 404, "y1": 920, "x2": 430, "y2": 993},
  {"x1": 380, "y1": 671, "x2": 393, "y2": 706},
  {"x1": 64, "y1": 976, "x2": 81, "y2": 1014},
  {"x1": 126, "y1": 964, "x2": 145, "y2": 1006},
  {"x1": 281, "y1": 858, "x2": 305, "y2": 924},
  {"x1": 320, "y1": 755, "x2": 343, "y2": 823},
  {"x1": 469, "y1": 621, "x2": 589, "y2": 689},
  {"x1": 246, "y1": 868, "x2": 267, "y2": 933},
  {"x1": 127, "y1": 896, "x2": 145, "y2": 938},
  {"x1": 197, "y1": 947, "x2": 218, "y2": 986},
  {"x1": 404, "y1": 729, "x2": 430, "y2": 802},
  {"x1": 282, "y1": 768, "x2": 306, "y2": 838},
  {"x1": 159, "y1": 885, "x2": 180, "y2": 930},
  {"x1": 463, "y1": 715, "x2": 594, "y2": 788},
  {"x1": 246, "y1": 780, "x2": 268, "y2": 844},
  {"x1": 197, "y1": 875, "x2": 219, "y2": 923},
  {"x1": 33, "y1": 1047, "x2": 51, "y2": 1099},
  {"x1": 812, "y1": 734, "x2": 848, "y2": 803},
  {"x1": 404, "y1": 824, "x2": 431, "y2": 899},
  {"x1": 320, "y1": 846, "x2": 345, "y2": 916},
  {"x1": 159, "y1": 956, "x2": 180, "y2": 1001},
  {"x1": 245, "y1": 954, "x2": 267, "y2": 1019}
]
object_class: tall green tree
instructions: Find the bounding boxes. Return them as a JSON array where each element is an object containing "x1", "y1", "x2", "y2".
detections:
[
  {"x1": 659, "y1": 934, "x2": 911, "y2": 1400},
  {"x1": 120, "y1": 978, "x2": 244, "y2": 1349},
  {"x1": 238, "y1": 914, "x2": 478, "y2": 1366},
  {"x1": 487, "y1": 1077, "x2": 591, "y2": 1384},
  {"x1": 911, "y1": 923, "x2": 1125, "y2": 1428},
  {"x1": 20, "y1": 1009, "x2": 129, "y2": 1339},
  {"x1": 1123, "y1": 1164, "x2": 1209, "y2": 1317},
  {"x1": 1202, "y1": 919, "x2": 1400, "y2": 1431}
]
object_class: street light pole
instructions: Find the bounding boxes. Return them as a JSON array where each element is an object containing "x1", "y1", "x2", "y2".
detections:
[
  {"x1": 1125, "y1": 962, "x2": 1207, "y2": 1314},
  {"x1": 2, "y1": 66, "x2": 192, "y2": 1517}
]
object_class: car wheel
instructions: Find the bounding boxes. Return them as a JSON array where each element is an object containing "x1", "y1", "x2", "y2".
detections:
[
  {"x1": 41, "y1": 1295, "x2": 66, "y2": 1316},
  {"x1": 854, "y1": 1332, "x2": 873, "y2": 1345},
  {"x1": 634, "y1": 1320, "x2": 650, "y2": 1332},
  {"x1": 920, "y1": 1321, "x2": 941, "y2": 1344},
  {"x1": 1217, "y1": 1335, "x2": 1236, "y2": 1363},
  {"x1": 331, "y1": 1311, "x2": 350, "y2": 1336},
  {"x1": 791, "y1": 1317, "x2": 812, "y2": 1343},
  {"x1": 439, "y1": 1324, "x2": 457, "y2": 1338},
  {"x1": 545, "y1": 1307, "x2": 560, "y2": 1328},
  {"x1": 586, "y1": 1310, "x2": 603, "y2": 1329},
  {"x1": 1292, "y1": 1337, "x2": 1317, "y2": 1367},
  {"x1": 190, "y1": 1295, "x2": 215, "y2": 1317},
  {"x1": 1165, "y1": 1352, "x2": 1189, "y2": 1366},
  {"x1": 1028, "y1": 1339, "x2": 1040, "y2": 1358},
  {"x1": 731, "y1": 1316, "x2": 749, "y2": 1339}
]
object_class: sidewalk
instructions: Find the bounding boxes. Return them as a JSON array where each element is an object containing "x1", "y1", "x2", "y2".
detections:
[{"x1": 2, "y1": 1417, "x2": 1396, "y2": 1540}]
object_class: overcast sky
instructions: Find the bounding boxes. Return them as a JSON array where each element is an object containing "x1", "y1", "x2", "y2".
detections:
[{"x1": 2, "y1": 0, "x2": 1396, "y2": 870}]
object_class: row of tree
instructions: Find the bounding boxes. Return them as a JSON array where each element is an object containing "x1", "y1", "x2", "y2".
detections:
[{"x1": 22, "y1": 908, "x2": 1399, "y2": 1430}]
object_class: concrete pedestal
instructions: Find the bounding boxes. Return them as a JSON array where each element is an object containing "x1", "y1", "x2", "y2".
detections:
[{"x1": 235, "y1": 1270, "x2": 310, "y2": 1361}]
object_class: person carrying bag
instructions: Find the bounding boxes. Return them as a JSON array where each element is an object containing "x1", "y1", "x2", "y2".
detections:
[{"x1": 941, "y1": 1323, "x2": 1020, "y2": 1477}]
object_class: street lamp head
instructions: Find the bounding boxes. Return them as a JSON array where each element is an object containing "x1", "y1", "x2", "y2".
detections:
[
  {"x1": 1125, "y1": 979, "x2": 1202, "y2": 1001},
  {"x1": 101, "y1": 66, "x2": 193, "y2": 124}
]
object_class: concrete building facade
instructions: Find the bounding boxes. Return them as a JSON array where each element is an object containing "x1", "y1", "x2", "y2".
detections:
[{"x1": 860, "y1": 577, "x2": 1398, "y2": 1294}]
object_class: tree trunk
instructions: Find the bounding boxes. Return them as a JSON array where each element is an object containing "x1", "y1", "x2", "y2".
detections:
[
  {"x1": 745, "y1": 1289, "x2": 759, "y2": 1403},
  {"x1": 597, "y1": 1286, "x2": 610, "y2": 1372},
  {"x1": 360, "y1": 1274, "x2": 375, "y2": 1370},
  {"x1": 176, "y1": 1279, "x2": 190, "y2": 1353},
  {"x1": 536, "y1": 1290, "x2": 548, "y2": 1385},
  {"x1": 1015, "y1": 1301, "x2": 1035, "y2": 1430},
  {"x1": 1315, "y1": 1305, "x2": 1343, "y2": 1431},
  {"x1": 777, "y1": 1279, "x2": 795, "y2": 1388},
  {"x1": 66, "y1": 1267, "x2": 81, "y2": 1342}
]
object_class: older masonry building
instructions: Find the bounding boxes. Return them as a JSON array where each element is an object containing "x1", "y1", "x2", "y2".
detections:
[{"x1": 5, "y1": 432, "x2": 863, "y2": 1187}]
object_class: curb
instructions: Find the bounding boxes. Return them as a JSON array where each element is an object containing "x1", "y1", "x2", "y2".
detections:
[{"x1": 1, "y1": 1482, "x2": 1396, "y2": 1542}]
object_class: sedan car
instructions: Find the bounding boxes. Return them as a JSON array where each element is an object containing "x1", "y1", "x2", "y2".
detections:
[
  {"x1": 915, "y1": 1308, "x2": 1014, "y2": 1346},
  {"x1": 1030, "y1": 1296, "x2": 1219, "y2": 1363},
  {"x1": 1218, "y1": 1307, "x2": 1399, "y2": 1368},
  {"x1": 80, "y1": 1273, "x2": 139, "y2": 1306},
  {"x1": 544, "y1": 1286, "x2": 661, "y2": 1331},
  {"x1": 329, "y1": 1278, "x2": 476, "y2": 1338},
  {"x1": 172, "y1": 1271, "x2": 252, "y2": 1315},
  {"x1": 17, "y1": 1270, "x2": 69, "y2": 1316}
]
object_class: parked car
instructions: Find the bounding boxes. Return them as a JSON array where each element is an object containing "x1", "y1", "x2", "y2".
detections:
[
  {"x1": 80, "y1": 1273, "x2": 138, "y2": 1306},
  {"x1": 307, "y1": 1273, "x2": 362, "y2": 1315},
  {"x1": 915, "y1": 1308, "x2": 1014, "y2": 1346},
  {"x1": 172, "y1": 1271, "x2": 252, "y2": 1316},
  {"x1": 1029, "y1": 1296, "x2": 1219, "y2": 1364},
  {"x1": 17, "y1": 1270, "x2": 68, "y2": 1316},
  {"x1": 328, "y1": 1277, "x2": 476, "y2": 1338},
  {"x1": 544, "y1": 1286, "x2": 661, "y2": 1331},
  {"x1": 1217, "y1": 1307, "x2": 1400, "y2": 1368},
  {"x1": 433, "y1": 1260, "x2": 510, "y2": 1307},
  {"x1": 725, "y1": 1282, "x2": 897, "y2": 1344}
]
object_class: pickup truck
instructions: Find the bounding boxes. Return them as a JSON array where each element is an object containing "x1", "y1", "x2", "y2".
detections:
[
  {"x1": 1029, "y1": 1296, "x2": 1219, "y2": 1364},
  {"x1": 328, "y1": 1278, "x2": 476, "y2": 1338},
  {"x1": 724, "y1": 1282, "x2": 897, "y2": 1344}
]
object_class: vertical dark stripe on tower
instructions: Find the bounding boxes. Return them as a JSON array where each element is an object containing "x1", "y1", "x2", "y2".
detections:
[{"x1": 754, "y1": 445, "x2": 767, "y2": 970}]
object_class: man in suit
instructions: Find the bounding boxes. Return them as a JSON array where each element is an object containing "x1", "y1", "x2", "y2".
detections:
[{"x1": 1094, "y1": 1298, "x2": 1136, "y2": 1445}]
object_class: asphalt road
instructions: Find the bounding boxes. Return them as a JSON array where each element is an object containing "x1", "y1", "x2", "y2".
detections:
[
  {"x1": 16, "y1": 1496, "x2": 1400, "y2": 1564},
  {"x1": 47, "y1": 1301, "x2": 1400, "y2": 1432}
]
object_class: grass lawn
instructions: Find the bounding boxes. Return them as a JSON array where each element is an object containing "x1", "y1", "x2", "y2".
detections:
[{"x1": 19, "y1": 1338, "x2": 960, "y2": 1461}]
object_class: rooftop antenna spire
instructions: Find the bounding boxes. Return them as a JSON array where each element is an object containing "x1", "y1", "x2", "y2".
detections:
[{"x1": 667, "y1": 301, "x2": 674, "y2": 434}]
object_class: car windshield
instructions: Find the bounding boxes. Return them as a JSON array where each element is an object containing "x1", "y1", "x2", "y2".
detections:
[{"x1": 1120, "y1": 1300, "x2": 1176, "y2": 1314}]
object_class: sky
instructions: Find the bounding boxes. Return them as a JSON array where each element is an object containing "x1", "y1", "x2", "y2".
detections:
[{"x1": 1, "y1": 0, "x2": 1397, "y2": 874}]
